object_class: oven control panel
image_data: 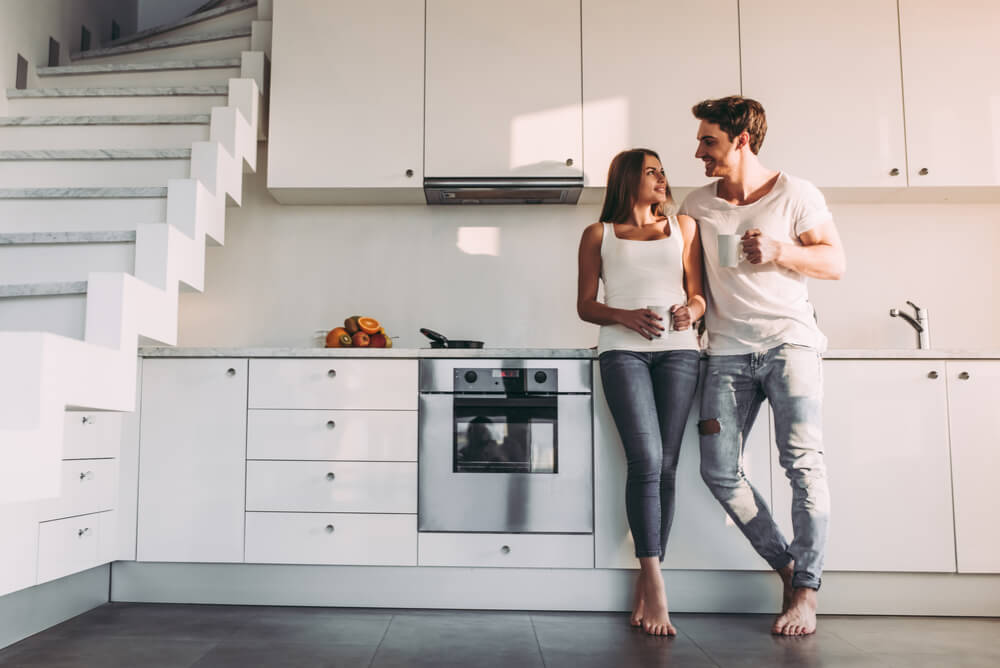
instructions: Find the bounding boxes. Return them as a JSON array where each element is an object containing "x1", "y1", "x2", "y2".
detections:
[{"x1": 453, "y1": 367, "x2": 558, "y2": 393}]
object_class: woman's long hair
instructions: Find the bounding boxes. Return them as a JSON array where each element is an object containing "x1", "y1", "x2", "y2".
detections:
[{"x1": 598, "y1": 148, "x2": 672, "y2": 224}]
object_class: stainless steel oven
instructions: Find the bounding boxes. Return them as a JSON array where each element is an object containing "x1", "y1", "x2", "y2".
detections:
[{"x1": 418, "y1": 358, "x2": 593, "y2": 534}]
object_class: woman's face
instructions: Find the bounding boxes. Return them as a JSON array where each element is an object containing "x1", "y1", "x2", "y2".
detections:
[{"x1": 636, "y1": 154, "x2": 667, "y2": 205}]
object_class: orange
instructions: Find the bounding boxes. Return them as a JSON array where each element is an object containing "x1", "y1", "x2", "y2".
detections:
[
  {"x1": 326, "y1": 327, "x2": 351, "y2": 348},
  {"x1": 358, "y1": 317, "x2": 380, "y2": 335}
]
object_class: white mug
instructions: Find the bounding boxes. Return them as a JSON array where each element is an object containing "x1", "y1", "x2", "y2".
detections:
[
  {"x1": 718, "y1": 234, "x2": 743, "y2": 268},
  {"x1": 645, "y1": 305, "x2": 674, "y2": 333}
]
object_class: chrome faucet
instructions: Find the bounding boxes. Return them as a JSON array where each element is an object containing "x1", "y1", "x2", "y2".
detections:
[{"x1": 890, "y1": 300, "x2": 930, "y2": 349}]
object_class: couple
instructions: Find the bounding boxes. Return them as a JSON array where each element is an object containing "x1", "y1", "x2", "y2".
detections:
[{"x1": 577, "y1": 96, "x2": 846, "y2": 637}]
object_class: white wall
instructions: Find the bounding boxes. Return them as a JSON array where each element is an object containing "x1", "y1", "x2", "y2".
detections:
[
  {"x1": 177, "y1": 146, "x2": 1000, "y2": 352},
  {"x1": 135, "y1": 0, "x2": 207, "y2": 31},
  {"x1": 0, "y1": 0, "x2": 137, "y2": 116}
]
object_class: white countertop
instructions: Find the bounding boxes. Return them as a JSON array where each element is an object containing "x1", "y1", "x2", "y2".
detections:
[{"x1": 137, "y1": 346, "x2": 1000, "y2": 359}]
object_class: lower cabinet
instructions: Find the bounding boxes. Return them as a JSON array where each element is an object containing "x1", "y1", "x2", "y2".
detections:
[
  {"x1": 37, "y1": 511, "x2": 117, "y2": 584},
  {"x1": 418, "y1": 533, "x2": 594, "y2": 569},
  {"x1": 245, "y1": 461, "x2": 417, "y2": 513},
  {"x1": 245, "y1": 513, "x2": 416, "y2": 566}
]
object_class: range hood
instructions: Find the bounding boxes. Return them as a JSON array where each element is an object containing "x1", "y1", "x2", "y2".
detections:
[{"x1": 424, "y1": 177, "x2": 583, "y2": 205}]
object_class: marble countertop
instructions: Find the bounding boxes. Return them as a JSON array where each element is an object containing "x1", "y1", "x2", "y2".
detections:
[{"x1": 137, "y1": 346, "x2": 1000, "y2": 360}]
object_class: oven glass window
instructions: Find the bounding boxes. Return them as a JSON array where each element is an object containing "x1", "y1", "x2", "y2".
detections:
[{"x1": 453, "y1": 403, "x2": 557, "y2": 473}]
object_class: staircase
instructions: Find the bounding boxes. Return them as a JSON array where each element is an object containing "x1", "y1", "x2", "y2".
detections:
[{"x1": 0, "y1": 0, "x2": 270, "y2": 504}]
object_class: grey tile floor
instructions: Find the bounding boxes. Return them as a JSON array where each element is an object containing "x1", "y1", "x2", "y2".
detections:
[{"x1": 0, "y1": 603, "x2": 998, "y2": 667}]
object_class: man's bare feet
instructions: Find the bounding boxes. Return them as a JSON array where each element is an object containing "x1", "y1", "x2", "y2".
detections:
[
  {"x1": 777, "y1": 564, "x2": 794, "y2": 613},
  {"x1": 772, "y1": 587, "x2": 817, "y2": 636},
  {"x1": 635, "y1": 558, "x2": 677, "y2": 637}
]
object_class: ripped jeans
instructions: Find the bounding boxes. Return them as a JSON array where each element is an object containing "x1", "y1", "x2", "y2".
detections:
[{"x1": 699, "y1": 343, "x2": 829, "y2": 589}]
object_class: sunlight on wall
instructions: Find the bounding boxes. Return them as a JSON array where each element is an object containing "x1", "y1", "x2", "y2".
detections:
[
  {"x1": 580, "y1": 97, "x2": 629, "y2": 186},
  {"x1": 992, "y1": 95, "x2": 1000, "y2": 183},
  {"x1": 509, "y1": 103, "x2": 584, "y2": 173},
  {"x1": 457, "y1": 226, "x2": 500, "y2": 256}
]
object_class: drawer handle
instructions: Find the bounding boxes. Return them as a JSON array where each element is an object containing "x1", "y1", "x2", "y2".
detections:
[
  {"x1": 326, "y1": 420, "x2": 336, "y2": 430},
  {"x1": 226, "y1": 368, "x2": 236, "y2": 377},
  {"x1": 958, "y1": 371, "x2": 970, "y2": 380},
  {"x1": 79, "y1": 471, "x2": 94, "y2": 481},
  {"x1": 81, "y1": 415, "x2": 93, "y2": 425},
  {"x1": 500, "y1": 545, "x2": 511, "y2": 554},
  {"x1": 326, "y1": 472, "x2": 336, "y2": 481},
  {"x1": 927, "y1": 371, "x2": 939, "y2": 379},
  {"x1": 327, "y1": 369, "x2": 337, "y2": 378},
  {"x1": 325, "y1": 524, "x2": 335, "y2": 533},
  {"x1": 78, "y1": 528, "x2": 91, "y2": 537}
]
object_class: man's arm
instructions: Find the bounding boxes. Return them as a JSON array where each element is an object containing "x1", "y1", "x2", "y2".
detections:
[{"x1": 742, "y1": 221, "x2": 846, "y2": 280}]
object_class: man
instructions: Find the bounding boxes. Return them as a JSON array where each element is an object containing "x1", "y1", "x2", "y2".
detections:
[{"x1": 679, "y1": 96, "x2": 845, "y2": 636}]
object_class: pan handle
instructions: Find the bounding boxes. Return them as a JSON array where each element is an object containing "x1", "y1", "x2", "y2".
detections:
[{"x1": 419, "y1": 328, "x2": 449, "y2": 346}]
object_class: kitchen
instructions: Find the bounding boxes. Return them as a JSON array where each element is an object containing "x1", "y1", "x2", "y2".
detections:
[{"x1": 1, "y1": 0, "x2": 999, "y2": 666}]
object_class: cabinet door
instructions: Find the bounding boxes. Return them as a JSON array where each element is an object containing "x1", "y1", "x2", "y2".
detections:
[
  {"x1": 899, "y1": 1, "x2": 1000, "y2": 186},
  {"x1": 946, "y1": 361, "x2": 1000, "y2": 573},
  {"x1": 583, "y1": 0, "x2": 740, "y2": 189},
  {"x1": 425, "y1": 0, "x2": 582, "y2": 178},
  {"x1": 267, "y1": 0, "x2": 424, "y2": 191},
  {"x1": 0, "y1": 502, "x2": 39, "y2": 596},
  {"x1": 772, "y1": 360, "x2": 955, "y2": 572},
  {"x1": 594, "y1": 364, "x2": 774, "y2": 570},
  {"x1": 740, "y1": 0, "x2": 906, "y2": 187},
  {"x1": 137, "y1": 359, "x2": 247, "y2": 563}
]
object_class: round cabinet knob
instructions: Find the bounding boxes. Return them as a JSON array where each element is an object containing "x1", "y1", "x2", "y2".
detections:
[
  {"x1": 79, "y1": 471, "x2": 93, "y2": 481},
  {"x1": 226, "y1": 368, "x2": 236, "y2": 377},
  {"x1": 927, "y1": 371, "x2": 939, "y2": 379},
  {"x1": 326, "y1": 420, "x2": 336, "y2": 430},
  {"x1": 958, "y1": 371, "x2": 970, "y2": 380},
  {"x1": 889, "y1": 168, "x2": 900, "y2": 176},
  {"x1": 327, "y1": 369, "x2": 337, "y2": 378},
  {"x1": 405, "y1": 169, "x2": 414, "y2": 177},
  {"x1": 78, "y1": 528, "x2": 90, "y2": 537},
  {"x1": 500, "y1": 545, "x2": 511, "y2": 554},
  {"x1": 565, "y1": 158, "x2": 574, "y2": 167},
  {"x1": 534, "y1": 371, "x2": 547, "y2": 384},
  {"x1": 464, "y1": 370, "x2": 478, "y2": 384},
  {"x1": 81, "y1": 415, "x2": 93, "y2": 425},
  {"x1": 325, "y1": 524, "x2": 335, "y2": 534},
  {"x1": 919, "y1": 167, "x2": 929, "y2": 176},
  {"x1": 325, "y1": 472, "x2": 336, "y2": 481}
]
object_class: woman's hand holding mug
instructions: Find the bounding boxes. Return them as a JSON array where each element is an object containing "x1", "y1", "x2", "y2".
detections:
[{"x1": 621, "y1": 308, "x2": 665, "y2": 340}]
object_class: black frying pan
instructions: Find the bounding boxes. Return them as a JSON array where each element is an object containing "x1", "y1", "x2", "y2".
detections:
[{"x1": 420, "y1": 328, "x2": 484, "y2": 349}]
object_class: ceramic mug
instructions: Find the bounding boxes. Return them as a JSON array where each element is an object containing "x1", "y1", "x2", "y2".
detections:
[
  {"x1": 718, "y1": 234, "x2": 743, "y2": 267},
  {"x1": 645, "y1": 305, "x2": 674, "y2": 333}
]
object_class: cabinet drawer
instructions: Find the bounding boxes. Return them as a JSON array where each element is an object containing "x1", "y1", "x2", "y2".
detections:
[
  {"x1": 245, "y1": 512, "x2": 416, "y2": 565},
  {"x1": 418, "y1": 532, "x2": 594, "y2": 569},
  {"x1": 37, "y1": 459, "x2": 117, "y2": 522},
  {"x1": 37, "y1": 511, "x2": 114, "y2": 584},
  {"x1": 63, "y1": 412, "x2": 121, "y2": 459},
  {"x1": 247, "y1": 410, "x2": 416, "y2": 461},
  {"x1": 246, "y1": 461, "x2": 416, "y2": 513},
  {"x1": 249, "y1": 359, "x2": 417, "y2": 410}
]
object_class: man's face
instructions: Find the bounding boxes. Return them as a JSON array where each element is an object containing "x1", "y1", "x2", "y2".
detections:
[{"x1": 695, "y1": 120, "x2": 741, "y2": 178}]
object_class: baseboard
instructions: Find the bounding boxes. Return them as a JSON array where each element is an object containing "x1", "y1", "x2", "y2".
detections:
[
  {"x1": 111, "y1": 562, "x2": 1000, "y2": 617},
  {"x1": 0, "y1": 565, "x2": 110, "y2": 650}
]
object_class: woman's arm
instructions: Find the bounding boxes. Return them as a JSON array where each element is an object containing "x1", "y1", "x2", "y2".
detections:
[
  {"x1": 577, "y1": 222, "x2": 663, "y2": 340},
  {"x1": 672, "y1": 214, "x2": 707, "y2": 330}
]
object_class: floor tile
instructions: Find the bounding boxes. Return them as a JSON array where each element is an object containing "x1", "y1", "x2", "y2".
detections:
[
  {"x1": 227, "y1": 607, "x2": 392, "y2": 646},
  {"x1": 821, "y1": 615, "x2": 1000, "y2": 658},
  {"x1": 190, "y1": 640, "x2": 377, "y2": 668},
  {"x1": 46, "y1": 602, "x2": 260, "y2": 641},
  {"x1": 676, "y1": 613, "x2": 853, "y2": 652},
  {"x1": 0, "y1": 636, "x2": 215, "y2": 668}
]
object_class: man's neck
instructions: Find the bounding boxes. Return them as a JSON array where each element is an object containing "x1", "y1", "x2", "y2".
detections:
[{"x1": 717, "y1": 158, "x2": 780, "y2": 206}]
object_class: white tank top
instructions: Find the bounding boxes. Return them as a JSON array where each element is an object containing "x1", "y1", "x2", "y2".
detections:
[{"x1": 597, "y1": 217, "x2": 700, "y2": 354}]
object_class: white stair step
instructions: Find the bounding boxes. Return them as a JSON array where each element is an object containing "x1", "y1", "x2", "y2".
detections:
[
  {"x1": 0, "y1": 153, "x2": 189, "y2": 188},
  {"x1": 0, "y1": 289, "x2": 86, "y2": 340},
  {"x1": 0, "y1": 240, "x2": 134, "y2": 284},
  {"x1": 71, "y1": 29, "x2": 252, "y2": 65},
  {"x1": 0, "y1": 115, "x2": 210, "y2": 150},
  {"x1": 6, "y1": 87, "x2": 229, "y2": 116},
  {"x1": 36, "y1": 59, "x2": 241, "y2": 88},
  {"x1": 107, "y1": 2, "x2": 257, "y2": 47},
  {"x1": 0, "y1": 196, "x2": 166, "y2": 234}
]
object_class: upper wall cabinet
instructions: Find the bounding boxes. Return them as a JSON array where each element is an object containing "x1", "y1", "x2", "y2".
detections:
[
  {"x1": 266, "y1": 0, "x2": 425, "y2": 203},
  {"x1": 899, "y1": 1, "x2": 1000, "y2": 187},
  {"x1": 424, "y1": 0, "x2": 583, "y2": 178},
  {"x1": 740, "y1": 0, "x2": 907, "y2": 188},
  {"x1": 582, "y1": 1, "x2": 740, "y2": 189}
]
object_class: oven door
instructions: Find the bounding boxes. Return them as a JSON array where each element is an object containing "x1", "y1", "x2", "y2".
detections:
[{"x1": 418, "y1": 392, "x2": 593, "y2": 533}]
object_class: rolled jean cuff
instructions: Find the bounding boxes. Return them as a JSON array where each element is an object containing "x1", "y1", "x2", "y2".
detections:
[
  {"x1": 767, "y1": 552, "x2": 794, "y2": 572},
  {"x1": 634, "y1": 550, "x2": 662, "y2": 559},
  {"x1": 792, "y1": 574, "x2": 822, "y2": 590}
]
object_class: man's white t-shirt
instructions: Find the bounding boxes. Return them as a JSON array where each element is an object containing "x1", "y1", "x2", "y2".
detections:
[{"x1": 679, "y1": 172, "x2": 832, "y2": 355}]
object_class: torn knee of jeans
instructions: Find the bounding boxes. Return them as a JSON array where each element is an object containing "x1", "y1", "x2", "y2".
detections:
[{"x1": 699, "y1": 418, "x2": 721, "y2": 435}]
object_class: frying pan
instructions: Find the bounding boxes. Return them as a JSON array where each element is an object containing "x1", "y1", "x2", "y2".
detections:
[{"x1": 420, "y1": 328, "x2": 484, "y2": 349}]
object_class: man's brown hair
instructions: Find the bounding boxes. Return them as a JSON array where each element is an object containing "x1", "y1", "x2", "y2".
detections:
[{"x1": 692, "y1": 96, "x2": 768, "y2": 155}]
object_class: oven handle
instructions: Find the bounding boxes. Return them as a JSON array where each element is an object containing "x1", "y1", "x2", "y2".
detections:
[{"x1": 452, "y1": 395, "x2": 557, "y2": 408}]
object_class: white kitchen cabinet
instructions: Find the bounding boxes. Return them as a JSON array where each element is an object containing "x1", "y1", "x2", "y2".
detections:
[
  {"x1": 36, "y1": 511, "x2": 116, "y2": 584},
  {"x1": 946, "y1": 361, "x2": 1000, "y2": 573},
  {"x1": 899, "y1": 1, "x2": 1000, "y2": 186},
  {"x1": 418, "y1": 532, "x2": 594, "y2": 569},
  {"x1": 63, "y1": 411, "x2": 121, "y2": 459},
  {"x1": 36, "y1": 459, "x2": 117, "y2": 522},
  {"x1": 245, "y1": 461, "x2": 417, "y2": 514},
  {"x1": 771, "y1": 360, "x2": 955, "y2": 572},
  {"x1": 594, "y1": 364, "x2": 774, "y2": 571},
  {"x1": 246, "y1": 409, "x2": 417, "y2": 461},
  {"x1": 137, "y1": 359, "x2": 247, "y2": 563},
  {"x1": 582, "y1": 0, "x2": 740, "y2": 189},
  {"x1": 425, "y1": 0, "x2": 583, "y2": 178},
  {"x1": 267, "y1": 0, "x2": 425, "y2": 201},
  {"x1": 249, "y1": 359, "x2": 417, "y2": 410},
  {"x1": 740, "y1": 0, "x2": 907, "y2": 188},
  {"x1": 0, "y1": 502, "x2": 39, "y2": 596}
]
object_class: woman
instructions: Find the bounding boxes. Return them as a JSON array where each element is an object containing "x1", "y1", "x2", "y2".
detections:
[{"x1": 577, "y1": 148, "x2": 705, "y2": 636}]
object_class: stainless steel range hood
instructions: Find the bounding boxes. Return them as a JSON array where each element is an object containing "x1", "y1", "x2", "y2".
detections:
[{"x1": 424, "y1": 177, "x2": 583, "y2": 205}]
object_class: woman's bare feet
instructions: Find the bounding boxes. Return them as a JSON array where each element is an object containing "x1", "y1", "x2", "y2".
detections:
[
  {"x1": 772, "y1": 587, "x2": 818, "y2": 636},
  {"x1": 630, "y1": 576, "x2": 644, "y2": 627},
  {"x1": 635, "y1": 558, "x2": 677, "y2": 636}
]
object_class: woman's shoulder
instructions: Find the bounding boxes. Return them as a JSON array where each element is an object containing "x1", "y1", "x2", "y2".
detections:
[{"x1": 581, "y1": 221, "x2": 607, "y2": 240}]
